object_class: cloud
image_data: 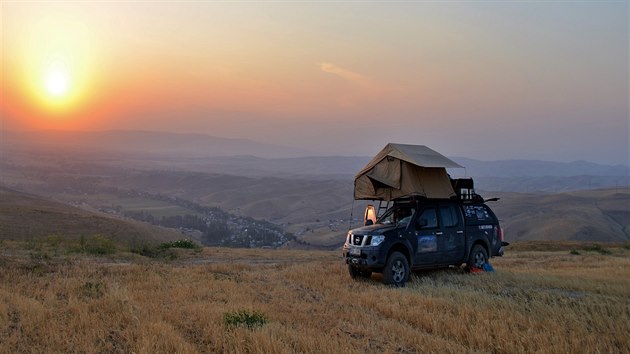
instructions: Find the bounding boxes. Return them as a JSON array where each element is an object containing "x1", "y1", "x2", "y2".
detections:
[
  {"x1": 319, "y1": 62, "x2": 374, "y2": 89},
  {"x1": 318, "y1": 62, "x2": 406, "y2": 108}
]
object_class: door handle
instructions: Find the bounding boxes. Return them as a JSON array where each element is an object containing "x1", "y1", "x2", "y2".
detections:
[
  {"x1": 456, "y1": 230, "x2": 464, "y2": 234},
  {"x1": 435, "y1": 232, "x2": 444, "y2": 236}
]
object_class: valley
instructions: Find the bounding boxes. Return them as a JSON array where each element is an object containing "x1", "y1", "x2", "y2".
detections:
[{"x1": 1, "y1": 130, "x2": 629, "y2": 249}]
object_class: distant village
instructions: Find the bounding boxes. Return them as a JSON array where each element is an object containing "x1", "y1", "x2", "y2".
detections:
[{"x1": 89, "y1": 188, "x2": 294, "y2": 248}]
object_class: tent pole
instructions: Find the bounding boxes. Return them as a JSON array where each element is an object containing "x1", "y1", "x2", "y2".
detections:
[{"x1": 348, "y1": 198, "x2": 355, "y2": 231}]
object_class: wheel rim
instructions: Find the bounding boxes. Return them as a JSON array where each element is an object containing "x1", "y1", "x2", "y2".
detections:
[
  {"x1": 391, "y1": 260, "x2": 405, "y2": 283},
  {"x1": 474, "y1": 251, "x2": 486, "y2": 268}
]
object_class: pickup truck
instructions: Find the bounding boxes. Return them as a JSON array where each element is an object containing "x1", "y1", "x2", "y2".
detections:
[{"x1": 342, "y1": 197, "x2": 507, "y2": 286}]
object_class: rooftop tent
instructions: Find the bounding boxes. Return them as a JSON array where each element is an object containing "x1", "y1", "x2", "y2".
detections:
[{"x1": 354, "y1": 143, "x2": 463, "y2": 201}]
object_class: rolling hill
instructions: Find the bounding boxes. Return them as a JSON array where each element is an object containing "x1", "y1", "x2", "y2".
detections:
[
  {"x1": 490, "y1": 188, "x2": 630, "y2": 243},
  {"x1": 1, "y1": 130, "x2": 628, "y2": 248},
  {"x1": 105, "y1": 171, "x2": 630, "y2": 246},
  {"x1": 0, "y1": 187, "x2": 183, "y2": 245}
]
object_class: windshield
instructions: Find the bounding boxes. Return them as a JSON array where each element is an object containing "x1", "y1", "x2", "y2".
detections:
[{"x1": 377, "y1": 206, "x2": 416, "y2": 227}]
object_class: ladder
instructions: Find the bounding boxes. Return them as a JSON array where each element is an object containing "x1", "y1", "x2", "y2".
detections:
[{"x1": 377, "y1": 200, "x2": 391, "y2": 218}]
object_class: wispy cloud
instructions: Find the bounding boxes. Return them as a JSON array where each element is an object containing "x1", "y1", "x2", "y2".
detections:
[
  {"x1": 319, "y1": 62, "x2": 373, "y2": 89},
  {"x1": 319, "y1": 62, "x2": 404, "y2": 107}
]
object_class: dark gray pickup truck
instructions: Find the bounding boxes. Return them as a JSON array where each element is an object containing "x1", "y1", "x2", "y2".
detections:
[{"x1": 342, "y1": 197, "x2": 507, "y2": 286}]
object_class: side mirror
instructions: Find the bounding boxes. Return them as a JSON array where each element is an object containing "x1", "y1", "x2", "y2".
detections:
[
  {"x1": 365, "y1": 219, "x2": 374, "y2": 226},
  {"x1": 415, "y1": 219, "x2": 428, "y2": 230}
]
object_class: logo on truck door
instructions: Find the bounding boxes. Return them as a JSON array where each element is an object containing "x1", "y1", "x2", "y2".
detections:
[{"x1": 417, "y1": 235, "x2": 437, "y2": 253}]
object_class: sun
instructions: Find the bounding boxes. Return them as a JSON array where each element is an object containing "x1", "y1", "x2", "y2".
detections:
[
  {"x1": 34, "y1": 56, "x2": 79, "y2": 111},
  {"x1": 17, "y1": 16, "x2": 98, "y2": 116},
  {"x1": 44, "y1": 60, "x2": 71, "y2": 98}
]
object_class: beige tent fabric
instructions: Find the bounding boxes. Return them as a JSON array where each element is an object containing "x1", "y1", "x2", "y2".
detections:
[{"x1": 354, "y1": 143, "x2": 463, "y2": 200}]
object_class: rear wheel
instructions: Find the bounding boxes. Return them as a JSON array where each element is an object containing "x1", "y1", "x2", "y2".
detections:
[
  {"x1": 382, "y1": 252, "x2": 409, "y2": 287},
  {"x1": 348, "y1": 265, "x2": 372, "y2": 279},
  {"x1": 467, "y1": 244, "x2": 488, "y2": 269}
]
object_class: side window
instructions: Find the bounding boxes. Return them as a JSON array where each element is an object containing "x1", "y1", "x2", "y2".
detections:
[
  {"x1": 439, "y1": 206, "x2": 459, "y2": 228},
  {"x1": 397, "y1": 207, "x2": 415, "y2": 227},
  {"x1": 416, "y1": 208, "x2": 438, "y2": 229}
]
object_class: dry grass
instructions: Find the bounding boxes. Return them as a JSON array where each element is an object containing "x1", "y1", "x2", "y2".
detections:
[{"x1": 1, "y1": 245, "x2": 629, "y2": 353}]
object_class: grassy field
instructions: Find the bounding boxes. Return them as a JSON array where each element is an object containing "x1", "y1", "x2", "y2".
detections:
[
  {"x1": 52, "y1": 193, "x2": 199, "y2": 219},
  {"x1": 1, "y1": 243, "x2": 629, "y2": 353}
]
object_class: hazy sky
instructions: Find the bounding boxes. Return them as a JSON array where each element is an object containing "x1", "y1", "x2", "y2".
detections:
[{"x1": 2, "y1": 1, "x2": 628, "y2": 164}]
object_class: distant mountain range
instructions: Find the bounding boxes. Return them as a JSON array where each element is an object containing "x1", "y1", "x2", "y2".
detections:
[
  {"x1": 1, "y1": 129, "x2": 313, "y2": 159},
  {"x1": 3, "y1": 130, "x2": 628, "y2": 181},
  {"x1": 450, "y1": 157, "x2": 629, "y2": 178}
]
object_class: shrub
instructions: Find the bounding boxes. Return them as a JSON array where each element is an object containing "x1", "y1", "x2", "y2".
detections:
[
  {"x1": 223, "y1": 309, "x2": 268, "y2": 330},
  {"x1": 581, "y1": 244, "x2": 611, "y2": 255},
  {"x1": 158, "y1": 239, "x2": 201, "y2": 250},
  {"x1": 130, "y1": 243, "x2": 160, "y2": 258},
  {"x1": 82, "y1": 235, "x2": 117, "y2": 255},
  {"x1": 569, "y1": 250, "x2": 580, "y2": 255},
  {"x1": 130, "y1": 243, "x2": 178, "y2": 260}
]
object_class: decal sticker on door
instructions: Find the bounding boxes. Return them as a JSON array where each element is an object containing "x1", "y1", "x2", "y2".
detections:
[{"x1": 417, "y1": 235, "x2": 437, "y2": 253}]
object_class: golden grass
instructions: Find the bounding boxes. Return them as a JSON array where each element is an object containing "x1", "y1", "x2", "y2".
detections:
[{"x1": 1, "y1": 246, "x2": 629, "y2": 353}]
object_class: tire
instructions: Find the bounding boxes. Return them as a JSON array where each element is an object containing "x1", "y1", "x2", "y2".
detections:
[
  {"x1": 382, "y1": 251, "x2": 409, "y2": 287},
  {"x1": 467, "y1": 244, "x2": 488, "y2": 269},
  {"x1": 348, "y1": 265, "x2": 372, "y2": 279}
]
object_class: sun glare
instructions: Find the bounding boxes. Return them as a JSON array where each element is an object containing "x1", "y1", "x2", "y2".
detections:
[
  {"x1": 17, "y1": 15, "x2": 98, "y2": 117},
  {"x1": 44, "y1": 60, "x2": 71, "y2": 98}
]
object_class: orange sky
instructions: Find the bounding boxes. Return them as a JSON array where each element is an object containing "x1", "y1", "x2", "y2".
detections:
[{"x1": 1, "y1": 2, "x2": 628, "y2": 164}]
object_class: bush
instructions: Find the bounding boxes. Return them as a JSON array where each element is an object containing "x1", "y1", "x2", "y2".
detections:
[
  {"x1": 130, "y1": 243, "x2": 161, "y2": 258},
  {"x1": 581, "y1": 244, "x2": 611, "y2": 255},
  {"x1": 223, "y1": 309, "x2": 268, "y2": 330},
  {"x1": 130, "y1": 243, "x2": 178, "y2": 260},
  {"x1": 158, "y1": 239, "x2": 201, "y2": 250},
  {"x1": 569, "y1": 250, "x2": 580, "y2": 255},
  {"x1": 81, "y1": 235, "x2": 117, "y2": 255}
]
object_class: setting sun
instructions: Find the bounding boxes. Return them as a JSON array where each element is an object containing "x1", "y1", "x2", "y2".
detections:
[
  {"x1": 44, "y1": 59, "x2": 71, "y2": 98},
  {"x1": 5, "y1": 12, "x2": 100, "y2": 122},
  {"x1": 32, "y1": 52, "x2": 84, "y2": 113}
]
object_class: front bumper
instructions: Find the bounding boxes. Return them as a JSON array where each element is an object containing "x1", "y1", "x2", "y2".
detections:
[{"x1": 342, "y1": 244, "x2": 385, "y2": 269}]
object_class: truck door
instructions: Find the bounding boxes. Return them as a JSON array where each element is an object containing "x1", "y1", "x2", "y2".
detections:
[
  {"x1": 438, "y1": 204, "x2": 465, "y2": 263},
  {"x1": 413, "y1": 207, "x2": 440, "y2": 266}
]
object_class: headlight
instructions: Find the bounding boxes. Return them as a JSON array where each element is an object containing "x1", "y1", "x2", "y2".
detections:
[{"x1": 370, "y1": 235, "x2": 385, "y2": 246}]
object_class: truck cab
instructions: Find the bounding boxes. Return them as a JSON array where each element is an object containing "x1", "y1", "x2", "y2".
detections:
[{"x1": 343, "y1": 197, "x2": 506, "y2": 286}]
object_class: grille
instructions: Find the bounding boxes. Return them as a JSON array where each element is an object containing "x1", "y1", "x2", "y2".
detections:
[{"x1": 352, "y1": 235, "x2": 372, "y2": 246}]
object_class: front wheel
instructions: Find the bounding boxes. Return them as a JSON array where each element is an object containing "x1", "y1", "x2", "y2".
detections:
[
  {"x1": 467, "y1": 244, "x2": 488, "y2": 269},
  {"x1": 382, "y1": 251, "x2": 409, "y2": 287}
]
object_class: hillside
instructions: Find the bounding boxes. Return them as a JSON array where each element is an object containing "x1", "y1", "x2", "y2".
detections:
[
  {"x1": 3, "y1": 162, "x2": 629, "y2": 248},
  {"x1": 0, "y1": 187, "x2": 182, "y2": 245},
  {"x1": 1, "y1": 133, "x2": 629, "y2": 248},
  {"x1": 491, "y1": 188, "x2": 630, "y2": 242},
  {"x1": 107, "y1": 172, "x2": 630, "y2": 245}
]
